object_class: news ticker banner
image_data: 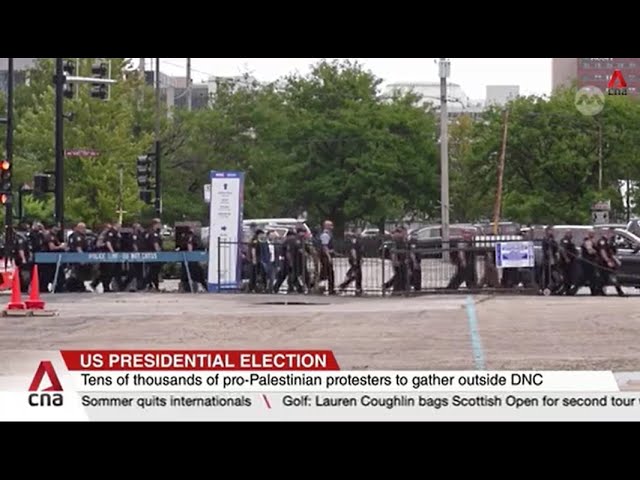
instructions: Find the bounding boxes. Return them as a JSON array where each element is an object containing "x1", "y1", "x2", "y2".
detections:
[{"x1": 2, "y1": 349, "x2": 640, "y2": 421}]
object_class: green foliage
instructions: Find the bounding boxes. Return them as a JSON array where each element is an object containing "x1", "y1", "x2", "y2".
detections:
[{"x1": 8, "y1": 58, "x2": 640, "y2": 231}]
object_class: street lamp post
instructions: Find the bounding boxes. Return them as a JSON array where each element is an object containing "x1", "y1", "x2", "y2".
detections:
[{"x1": 439, "y1": 58, "x2": 451, "y2": 259}]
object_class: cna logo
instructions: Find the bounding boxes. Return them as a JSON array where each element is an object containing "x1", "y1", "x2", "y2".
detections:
[
  {"x1": 607, "y1": 69, "x2": 628, "y2": 96},
  {"x1": 28, "y1": 361, "x2": 63, "y2": 407}
]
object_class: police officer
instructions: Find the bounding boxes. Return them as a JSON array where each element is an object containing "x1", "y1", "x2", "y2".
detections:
[
  {"x1": 13, "y1": 224, "x2": 30, "y2": 293},
  {"x1": 606, "y1": 228, "x2": 624, "y2": 297},
  {"x1": 319, "y1": 220, "x2": 336, "y2": 295},
  {"x1": 27, "y1": 222, "x2": 44, "y2": 290},
  {"x1": 383, "y1": 228, "x2": 402, "y2": 292},
  {"x1": 595, "y1": 230, "x2": 621, "y2": 296},
  {"x1": 66, "y1": 222, "x2": 88, "y2": 292},
  {"x1": 339, "y1": 229, "x2": 363, "y2": 295},
  {"x1": 130, "y1": 223, "x2": 145, "y2": 290},
  {"x1": 273, "y1": 230, "x2": 304, "y2": 294},
  {"x1": 41, "y1": 224, "x2": 67, "y2": 293},
  {"x1": 541, "y1": 226, "x2": 559, "y2": 292},
  {"x1": 409, "y1": 231, "x2": 422, "y2": 292},
  {"x1": 447, "y1": 230, "x2": 477, "y2": 290},
  {"x1": 559, "y1": 230, "x2": 578, "y2": 295},
  {"x1": 91, "y1": 222, "x2": 120, "y2": 293},
  {"x1": 580, "y1": 230, "x2": 599, "y2": 295},
  {"x1": 143, "y1": 219, "x2": 163, "y2": 291},
  {"x1": 178, "y1": 227, "x2": 208, "y2": 292},
  {"x1": 248, "y1": 228, "x2": 267, "y2": 293}
]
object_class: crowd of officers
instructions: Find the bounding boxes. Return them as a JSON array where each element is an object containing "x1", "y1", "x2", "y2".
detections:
[
  {"x1": 541, "y1": 226, "x2": 624, "y2": 296},
  {"x1": 11, "y1": 218, "x2": 207, "y2": 294},
  {"x1": 246, "y1": 223, "x2": 422, "y2": 295}
]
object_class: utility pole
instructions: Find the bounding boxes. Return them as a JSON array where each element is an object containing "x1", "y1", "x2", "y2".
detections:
[
  {"x1": 492, "y1": 109, "x2": 510, "y2": 235},
  {"x1": 54, "y1": 58, "x2": 65, "y2": 241},
  {"x1": 4, "y1": 58, "x2": 14, "y2": 261},
  {"x1": 139, "y1": 58, "x2": 145, "y2": 78},
  {"x1": 186, "y1": 58, "x2": 192, "y2": 112},
  {"x1": 154, "y1": 57, "x2": 162, "y2": 217},
  {"x1": 598, "y1": 120, "x2": 603, "y2": 191},
  {"x1": 117, "y1": 165, "x2": 125, "y2": 224},
  {"x1": 439, "y1": 58, "x2": 450, "y2": 259}
]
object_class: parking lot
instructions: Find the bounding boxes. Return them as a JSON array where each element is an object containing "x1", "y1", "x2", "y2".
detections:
[{"x1": 1, "y1": 291, "x2": 640, "y2": 391}]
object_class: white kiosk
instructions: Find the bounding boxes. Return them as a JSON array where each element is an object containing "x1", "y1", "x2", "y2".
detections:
[{"x1": 207, "y1": 171, "x2": 245, "y2": 292}]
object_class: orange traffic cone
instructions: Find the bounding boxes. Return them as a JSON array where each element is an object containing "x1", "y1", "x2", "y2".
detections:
[
  {"x1": 6, "y1": 267, "x2": 25, "y2": 310},
  {"x1": 25, "y1": 265, "x2": 45, "y2": 310}
]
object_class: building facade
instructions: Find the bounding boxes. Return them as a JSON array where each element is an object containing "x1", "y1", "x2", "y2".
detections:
[
  {"x1": 0, "y1": 58, "x2": 37, "y2": 93},
  {"x1": 485, "y1": 85, "x2": 520, "y2": 107},
  {"x1": 552, "y1": 58, "x2": 640, "y2": 93}
]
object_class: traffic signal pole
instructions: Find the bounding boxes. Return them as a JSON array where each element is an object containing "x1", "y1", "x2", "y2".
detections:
[
  {"x1": 54, "y1": 58, "x2": 65, "y2": 241},
  {"x1": 154, "y1": 57, "x2": 162, "y2": 217},
  {"x1": 4, "y1": 58, "x2": 14, "y2": 262}
]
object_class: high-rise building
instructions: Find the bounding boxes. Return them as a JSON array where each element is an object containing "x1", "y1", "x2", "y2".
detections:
[
  {"x1": 485, "y1": 85, "x2": 520, "y2": 107},
  {"x1": 552, "y1": 58, "x2": 640, "y2": 93}
]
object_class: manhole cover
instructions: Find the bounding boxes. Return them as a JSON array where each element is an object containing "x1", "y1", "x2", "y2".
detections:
[{"x1": 258, "y1": 302, "x2": 329, "y2": 306}]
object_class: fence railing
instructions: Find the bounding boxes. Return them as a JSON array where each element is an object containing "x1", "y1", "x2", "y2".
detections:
[{"x1": 217, "y1": 239, "x2": 542, "y2": 296}]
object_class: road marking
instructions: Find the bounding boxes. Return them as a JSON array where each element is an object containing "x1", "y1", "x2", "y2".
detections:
[{"x1": 465, "y1": 296, "x2": 486, "y2": 370}]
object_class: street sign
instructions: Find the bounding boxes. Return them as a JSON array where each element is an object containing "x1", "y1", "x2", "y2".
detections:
[
  {"x1": 495, "y1": 241, "x2": 534, "y2": 268},
  {"x1": 65, "y1": 149, "x2": 99, "y2": 158}
]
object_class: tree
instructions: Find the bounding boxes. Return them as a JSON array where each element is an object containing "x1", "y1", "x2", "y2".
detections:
[
  {"x1": 12, "y1": 58, "x2": 154, "y2": 227},
  {"x1": 279, "y1": 60, "x2": 439, "y2": 233}
]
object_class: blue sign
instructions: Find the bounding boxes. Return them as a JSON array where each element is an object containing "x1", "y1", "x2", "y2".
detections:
[
  {"x1": 495, "y1": 241, "x2": 534, "y2": 268},
  {"x1": 34, "y1": 251, "x2": 208, "y2": 264}
]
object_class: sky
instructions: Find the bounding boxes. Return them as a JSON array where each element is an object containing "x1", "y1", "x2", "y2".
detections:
[{"x1": 147, "y1": 58, "x2": 552, "y2": 100}]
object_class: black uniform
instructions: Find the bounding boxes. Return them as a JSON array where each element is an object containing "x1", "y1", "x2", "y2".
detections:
[
  {"x1": 339, "y1": 236, "x2": 363, "y2": 294},
  {"x1": 409, "y1": 237, "x2": 422, "y2": 291},
  {"x1": 91, "y1": 227, "x2": 121, "y2": 292},
  {"x1": 13, "y1": 234, "x2": 30, "y2": 292},
  {"x1": 273, "y1": 233, "x2": 304, "y2": 294},
  {"x1": 541, "y1": 234, "x2": 559, "y2": 291},
  {"x1": 606, "y1": 236, "x2": 624, "y2": 296},
  {"x1": 559, "y1": 234, "x2": 578, "y2": 295},
  {"x1": 447, "y1": 240, "x2": 477, "y2": 290},
  {"x1": 580, "y1": 237, "x2": 599, "y2": 295},
  {"x1": 179, "y1": 231, "x2": 207, "y2": 292},
  {"x1": 41, "y1": 230, "x2": 65, "y2": 293},
  {"x1": 66, "y1": 231, "x2": 88, "y2": 292},
  {"x1": 143, "y1": 229, "x2": 163, "y2": 290}
]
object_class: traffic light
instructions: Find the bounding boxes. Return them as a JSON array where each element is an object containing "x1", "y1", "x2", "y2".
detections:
[
  {"x1": 91, "y1": 61, "x2": 110, "y2": 100},
  {"x1": 137, "y1": 154, "x2": 154, "y2": 205},
  {"x1": 0, "y1": 194, "x2": 7, "y2": 205},
  {"x1": 137, "y1": 155, "x2": 153, "y2": 189},
  {"x1": 0, "y1": 159, "x2": 11, "y2": 194},
  {"x1": 63, "y1": 60, "x2": 76, "y2": 99}
]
